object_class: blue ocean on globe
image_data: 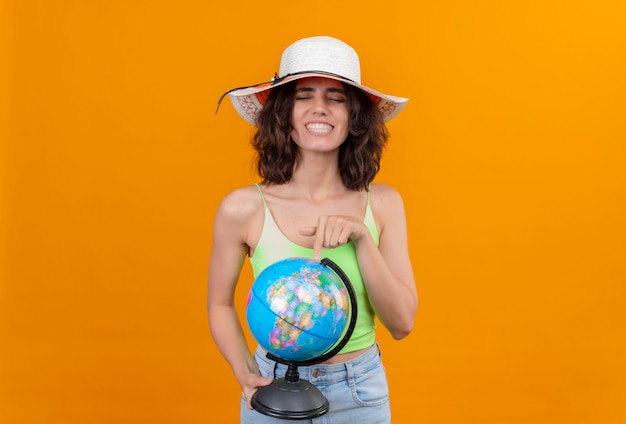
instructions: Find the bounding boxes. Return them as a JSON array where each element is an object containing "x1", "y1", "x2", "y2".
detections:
[{"x1": 246, "y1": 257, "x2": 350, "y2": 362}]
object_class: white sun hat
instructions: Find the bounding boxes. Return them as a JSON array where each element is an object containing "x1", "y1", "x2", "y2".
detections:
[{"x1": 219, "y1": 36, "x2": 409, "y2": 125}]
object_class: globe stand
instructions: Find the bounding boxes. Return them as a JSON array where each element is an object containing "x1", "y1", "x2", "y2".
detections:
[
  {"x1": 250, "y1": 258, "x2": 357, "y2": 420},
  {"x1": 251, "y1": 361, "x2": 329, "y2": 420}
]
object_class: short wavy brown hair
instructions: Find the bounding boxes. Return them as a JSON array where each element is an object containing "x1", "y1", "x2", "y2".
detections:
[{"x1": 252, "y1": 81, "x2": 389, "y2": 191}]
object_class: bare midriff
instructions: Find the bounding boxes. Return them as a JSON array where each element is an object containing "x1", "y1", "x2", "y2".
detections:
[{"x1": 321, "y1": 345, "x2": 372, "y2": 364}]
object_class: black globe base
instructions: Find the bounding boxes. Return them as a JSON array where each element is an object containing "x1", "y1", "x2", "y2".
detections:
[{"x1": 251, "y1": 363, "x2": 329, "y2": 420}]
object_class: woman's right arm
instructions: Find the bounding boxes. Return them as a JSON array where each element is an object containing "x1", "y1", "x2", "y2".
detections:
[{"x1": 207, "y1": 188, "x2": 273, "y2": 409}]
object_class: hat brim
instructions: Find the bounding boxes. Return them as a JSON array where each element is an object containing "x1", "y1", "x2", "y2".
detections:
[{"x1": 227, "y1": 72, "x2": 408, "y2": 125}]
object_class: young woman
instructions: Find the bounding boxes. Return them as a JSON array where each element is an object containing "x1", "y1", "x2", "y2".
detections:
[{"x1": 209, "y1": 36, "x2": 417, "y2": 423}]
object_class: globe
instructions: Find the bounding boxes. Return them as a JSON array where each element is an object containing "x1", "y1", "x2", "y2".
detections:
[{"x1": 246, "y1": 257, "x2": 351, "y2": 363}]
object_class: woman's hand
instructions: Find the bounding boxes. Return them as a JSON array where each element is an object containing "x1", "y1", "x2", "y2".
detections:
[
  {"x1": 299, "y1": 215, "x2": 369, "y2": 261},
  {"x1": 238, "y1": 371, "x2": 273, "y2": 410}
]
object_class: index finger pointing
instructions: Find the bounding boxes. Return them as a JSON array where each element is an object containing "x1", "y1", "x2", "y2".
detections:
[{"x1": 312, "y1": 217, "x2": 326, "y2": 261}]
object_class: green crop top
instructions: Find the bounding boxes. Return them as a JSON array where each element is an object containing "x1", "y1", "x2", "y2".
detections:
[{"x1": 249, "y1": 184, "x2": 379, "y2": 354}]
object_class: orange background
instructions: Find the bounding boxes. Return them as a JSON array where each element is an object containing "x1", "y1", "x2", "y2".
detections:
[{"x1": 2, "y1": 1, "x2": 625, "y2": 423}]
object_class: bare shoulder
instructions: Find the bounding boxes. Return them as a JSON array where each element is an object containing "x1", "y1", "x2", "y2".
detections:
[
  {"x1": 369, "y1": 183, "x2": 405, "y2": 211},
  {"x1": 215, "y1": 185, "x2": 263, "y2": 225},
  {"x1": 369, "y1": 183, "x2": 406, "y2": 231}
]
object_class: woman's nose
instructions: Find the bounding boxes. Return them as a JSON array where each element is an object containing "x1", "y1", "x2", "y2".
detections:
[{"x1": 312, "y1": 96, "x2": 328, "y2": 114}]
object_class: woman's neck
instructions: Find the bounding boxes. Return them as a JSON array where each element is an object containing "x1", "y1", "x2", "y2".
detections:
[{"x1": 292, "y1": 149, "x2": 341, "y2": 184}]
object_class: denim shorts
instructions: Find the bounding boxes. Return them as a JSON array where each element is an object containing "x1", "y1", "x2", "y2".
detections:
[{"x1": 240, "y1": 343, "x2": 390, "y2": 424}]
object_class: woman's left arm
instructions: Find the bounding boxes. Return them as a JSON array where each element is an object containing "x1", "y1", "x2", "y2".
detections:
[
  {"x1": 353, "y1": 184, "x2": 417, "y2": 339},
  {"x1": 301, "y1": 184, "x2": 418, "y2": 339}
]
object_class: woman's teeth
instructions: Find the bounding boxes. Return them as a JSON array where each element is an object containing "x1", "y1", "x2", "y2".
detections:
[{"x1": 305, "y1": 123, "x2": 333, "y2": 133}]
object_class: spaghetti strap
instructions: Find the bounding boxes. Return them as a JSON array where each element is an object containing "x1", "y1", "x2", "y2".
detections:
[
  {"x1": 254, "y1": 183, "x2": 269, "y2": 209},
  {"x1": 364, "y1": 184, "x2": 379, "y2": 245}
]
